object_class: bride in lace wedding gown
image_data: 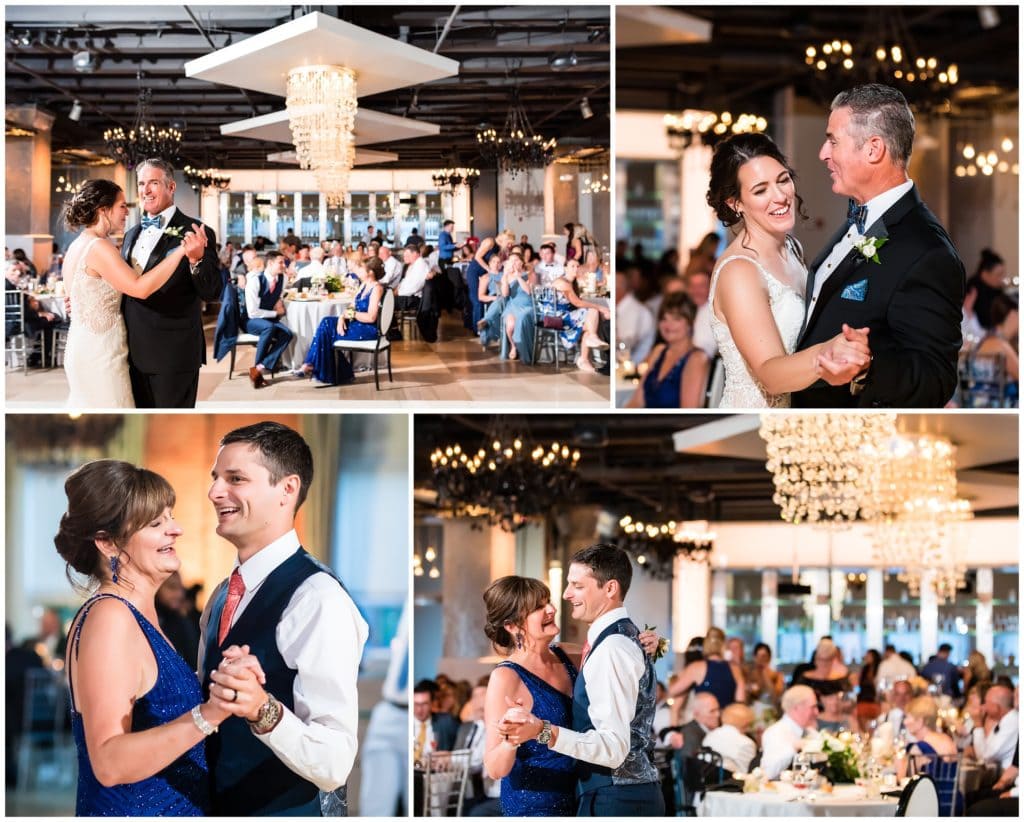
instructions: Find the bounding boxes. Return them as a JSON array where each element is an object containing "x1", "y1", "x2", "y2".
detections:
[
  {"x1": 704, "y1": 133, "x2": 870, "y2": 408},
  {"x1": 60, "y1": 180, "x2": 205, "y2": 408}
]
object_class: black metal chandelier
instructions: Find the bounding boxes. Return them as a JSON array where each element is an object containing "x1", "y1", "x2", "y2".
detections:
[
  {"x1": 183, "y1": 165, "x2": 231, "y2": 192},
  {"x1": 477, "y1": 91, "x2": 557, "y2": 176},
  {"x1": 617, "y1": 516, "x2": 715, "y2": 580},
  {"x1": 431, "y1": 167, "x2": 481, "y2": 191},
  {"x1": 103, "y1": 72, "x2": 182, "y2": 169},
  {"x1": 430, "y1": 418, "x2": 580, "y2": 532}
]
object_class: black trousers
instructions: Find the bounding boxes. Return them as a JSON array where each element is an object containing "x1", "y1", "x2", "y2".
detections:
[{"x1": 129, "y1": 365, "x2": 200, "y2": 408}]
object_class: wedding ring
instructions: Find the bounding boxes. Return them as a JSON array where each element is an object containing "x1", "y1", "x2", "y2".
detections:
[{"x1": 230, "y1": 688, "x2": 238, "y2": 703}]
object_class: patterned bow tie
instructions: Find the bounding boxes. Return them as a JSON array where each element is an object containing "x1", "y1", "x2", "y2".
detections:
[
  {"x1": 846, "y1": 199, "x2": 868, "y2": 234},
  {"x1": 140, "y1": 214, "x2": 163, "y2": 231}
]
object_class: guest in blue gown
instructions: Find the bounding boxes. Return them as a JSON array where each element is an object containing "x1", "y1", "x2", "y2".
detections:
[
  {"x1": 498, "y1": 253, "x2": 538, "y2": 363},
  {"x1": 481, "y1": 576, "x2": 662, "y2": 817},
  {"x1": 465, "y1": 229, "x2": 515, "y2": 328},
  {"x1": 292, "y1": 256, "x2": 385, "y2": 385},
  {"x1": 476, "y1": 254, "x2": 506, "y2": 347},
  {"x1": 626, "y1": 291, "x2": 711, "y2": 408},
  {"x1": 899, "y1": 696, "x2": 962, "y2": 815},
  {"x1": 543, "y1": 259, "x2": 611, "y2": 372},
  {"x1": 54, "y1": 460, "x2": 263, "y2": 816}
]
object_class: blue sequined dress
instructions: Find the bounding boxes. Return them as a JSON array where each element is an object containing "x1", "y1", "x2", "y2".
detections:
[
  {"x1": 69, "y1": 594, "x2": 209, "y2": 816},
  {"x1": 498, "y1": 645, "x2": 578, "y2": 816},
  {"x1": 303, "y1": 286, "x2": 379, "y2": 384}
]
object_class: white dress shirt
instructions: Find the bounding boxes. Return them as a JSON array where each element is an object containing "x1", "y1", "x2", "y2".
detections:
[
  {"x1": 973, "y1": 709, "x2": 1019, "y2": 768},
  {"x1": 808, "y1": 179, "x2": 915, "y2": 312},
  {"x1": 414, "y1": 718, "x2": 436, "y2": 761},
  {"x1": 549, "y1": 606, "x2": 644, "y2": 770},
  {"x1": 760, "y1": 714, "x2": 807, "y2": 779},
  {"x1": 244, "y1": 271, "x2": 284, "y2": 320},
  {"x1": 702, "y1": 724, "x2": 757, "y2": 774},
  {"x1": 616, "y1": 294, "x2": 657, "y2": 363},
  {"x1": 324, "y1": 255, "x2": 348, "y2": 276},
  {"x1": 535, "y1": 260, "x2": 565, "y2": 286},
  {"x1": 381, "y1": 256, "x2": 404, "y2": 288},
  {"x1": 198, "y1": 530, "x2": 369, "y2": 792},
  {"x1": 398, "y1": 257, "x2": 431, "y2": 297},
  {"x1": 131, "y1": 204, "x2": 178, "y2": 270}
]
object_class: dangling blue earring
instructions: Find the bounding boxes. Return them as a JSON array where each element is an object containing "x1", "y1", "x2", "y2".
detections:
[{"x1": 110, "y1": 555, "x2": 119, "y2": 584}]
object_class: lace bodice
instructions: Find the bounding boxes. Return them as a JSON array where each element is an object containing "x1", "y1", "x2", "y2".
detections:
[
  {"x1": 708, "y1": 248, "x2": 806, "y2": 408},
  {"x1": 67, "y1": 237, "x2": 124, "y2": 334}
]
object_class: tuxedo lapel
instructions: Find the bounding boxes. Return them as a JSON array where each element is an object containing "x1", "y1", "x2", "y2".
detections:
[
  {"x1": 805, "y1": 221, "x2": 852, "y2": 312},
  {"x1": 122, "y1": 224, "x2": 141, "y2": 264}
]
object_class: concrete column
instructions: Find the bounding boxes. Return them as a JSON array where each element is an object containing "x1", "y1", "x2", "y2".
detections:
[
  {"x1": 866, "y1": 569, "x2": 885, "y2": 650},
  {"x1": 673, "y1": 558, "x2": 710, "y2": 652},
  {"x1": 761, "y1": 570, "x2": 779, "y2": 658},
  {"x1": 5, "y1": 104, "x2": 55, "y2": 273},
  {"x1": 975, "y1": 568, "x2": 994, "y2": 664}
]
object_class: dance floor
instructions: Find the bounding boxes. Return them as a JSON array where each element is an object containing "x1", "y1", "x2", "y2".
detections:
[{"x1": 5, "y1": 315, "x2": 610, "y2": 409}]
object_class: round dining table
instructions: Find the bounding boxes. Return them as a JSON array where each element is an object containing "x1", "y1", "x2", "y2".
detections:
[
  {"x1": 698, "y1": 783, "x2": 899, "y2": 817},
  {"x1": 280, "y1": 293, "x2": 353, "y2": 369}
]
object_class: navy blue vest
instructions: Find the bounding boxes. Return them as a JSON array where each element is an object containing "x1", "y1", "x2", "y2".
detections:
[
  {"x1": 257, "y1": 273, "x2": 283, "y2": 312},
  {"x1": 572, "y1": 617, "x2": 659, "y2": 794},
  {"x1": 202, "y1": 548, "x2": 346, "y2": 816}
]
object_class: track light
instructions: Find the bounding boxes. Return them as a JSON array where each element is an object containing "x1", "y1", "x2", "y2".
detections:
[
  {"x1": 549, "y1": 51, "x2": 578, "y2": 70},
  {"x1": 978, "y1": 6, "x2": 1001, "y2": 29},
  {"x1": 69, "y1": 99, "x2": 82, "y2": 122},
  {"x1": 72, "y1": 50, "x2": 94, "y2": 73},
  {"x1": 580, "y1": 97, "x2": 594, "y2": 119}
]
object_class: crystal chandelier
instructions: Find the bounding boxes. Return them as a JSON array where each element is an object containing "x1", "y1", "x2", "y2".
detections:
[
  {"x1": 618, "y1": 517, "x2": 715, "y2": 580},
  {"x1": 286, "y1": 65, "x2": 358, "y2": 206},
  {"x1": 861, "y1": 433, "x2": 972, "y2": 602},
  {"x1": 431, "y1": 167, "x2": 481, "y2": 191},
  {"x1": 664, "y1": 109, "x2": 768, "y2": 151},
  {"x1": 429, "y1": 419, "x2": 580, "y2": 532},
  {"x1": 760, "y1": 413, "x2": 897, "y2": 527},
  {"x1": 477, "y1": 91, "x2": 557, "y2": 176},
  {"x1": 103, "y1": 73, "x2": 182, "y2": 169},
  {"x1": 183, "y1": 165, "x2": 231, "y2": 192}
]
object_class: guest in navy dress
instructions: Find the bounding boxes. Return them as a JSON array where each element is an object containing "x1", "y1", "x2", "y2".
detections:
[
  {"x1": 293, "y1": 256, "x2": 385, "y2": 385},
  {"x1": 54, "y1": 460, "x2": 263, "y2": 816},
  {"x1": 626, "y1": 292, "x2": 710, "y2": 408},
  {"x1": 899, "y1": 696, "x2": 962, "y2": 815},
  {"x1": 668, "y1": 632, "x2": 746, "y2": 709}
]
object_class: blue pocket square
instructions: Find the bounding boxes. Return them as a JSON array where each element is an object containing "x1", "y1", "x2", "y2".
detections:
[{"x1": 841, "y1": 278, "x2": 868, "y2": 301}]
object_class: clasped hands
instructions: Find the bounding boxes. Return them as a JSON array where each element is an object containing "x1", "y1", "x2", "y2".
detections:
[
  {"x1": 206, "y1": 644, "x2": 269, "y2": 723},
  {"x1": 181, "y1": 222, "x2": 208, "y2": 264},
  {"x1": 816, "y1": 324, "x2": 871, "y2": 385}
]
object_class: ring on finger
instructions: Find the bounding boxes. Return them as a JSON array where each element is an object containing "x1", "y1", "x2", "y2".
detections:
[{"x1": 230, "y1": 688, "x2": 238, "y2": 703}]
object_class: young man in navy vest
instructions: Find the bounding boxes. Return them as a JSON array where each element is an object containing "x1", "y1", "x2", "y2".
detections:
[
  {"x1": 242, "y1": 250, "x2": 294, "y2": 388},
  {"x1": 200, "y1": 421, "x2": 368, "y2": 815},
  {"x1": 503, "y1": 543, "x2": 664, "y2": 816}
]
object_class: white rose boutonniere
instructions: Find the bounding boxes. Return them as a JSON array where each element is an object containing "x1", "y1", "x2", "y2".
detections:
[
  {"x1": 162, "y1": 225, "x2": 184, "y2": 240},
  {"x1": 851, "y1": 233, "x2": 888, "y2": 264}
]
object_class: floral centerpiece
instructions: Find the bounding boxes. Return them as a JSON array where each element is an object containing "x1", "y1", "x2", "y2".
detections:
[
  {"x1": 324, "y1": 275, "x2": 343, "y2": 294},
  {"x1": 803, "y1": 731, "x2": 861, "y2": 783}
]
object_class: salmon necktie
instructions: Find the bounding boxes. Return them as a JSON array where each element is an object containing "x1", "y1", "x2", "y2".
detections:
[
  {"x1": 217, "y1": 568, "x2": 245, "y2": 646},
  {"x1": 580, "y1": 640, "x2": 592, "y2": 668}
]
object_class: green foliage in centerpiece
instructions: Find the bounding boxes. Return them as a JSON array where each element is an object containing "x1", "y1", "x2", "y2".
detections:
[
  {"x1": 324, "y1": 275, "x2": 343, "y2": 293},
  {"x1": 820, "y1": 732, "x2": 861, "y2": 784}
]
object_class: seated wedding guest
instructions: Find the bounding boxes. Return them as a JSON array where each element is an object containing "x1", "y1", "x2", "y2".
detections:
[
  {"x1": 962, "y1": 284, "x2": 987, "y2": 344},
  {"x1": 852, "y1": 649, "x2": 883, "y2": 727},
  {"x1": 11, "y1": 248, "x2": 37, "y2": 278},
  {"x1": 669, "y1": 632, "x2": 745, "y2": 709},
  {"x1": 921, "y1": 643, "x2": 963, "y2": 699},
  {"x1": 971, "y1": 293, "x2": 1019, "y2": 384},
  {"x1": 796, "y1": 638, "x2": 850, "y2": 696},
  {"x1": 543, "y1": 259, "x2": 611, "y2": 373},
  {"x1": 582, "y1": 249, "x2": 604, "y2": 282},
  {"x1": 876, "y1": 643, "x2": 917, "y2": 684},
  {"x1": 963, "y1": 650, "x2": 993, "y2": 693},
  {"x1": 534, "y1": 242, "x2": 564, "y2": 285},
  {"x1": 456, "y1": 682, "x2": 501, "y2": 815},
  {"x1": 966, "y1": 748, "x2": 1018, "y2": 817},
  {"x1": 378, "y1": 246, "x2": 403, "y2": 289},
  {"x1": 898, "y1": 696, "x2": 958, "y2": 780},
  {"x1": 878, "y1": 679, "x2": 915, "y2": 738},
  {"x1": 324, "y1": 241, "x2": 347, "y2": 277},
  {"x1": 476, "y1": 254, "x2": 506, "y2": 347},
  {"x1": 413, "y1": 679, "x2": 457, "y2": 765},
  {"x1": 405, "y1": 227, "x2": 425, "y2": 249},
  {"x1": 626, "y1": 292, "x2": 710, "y2": 408},
  {"x1": 616, "y1": 266, "x2": 657, "y2": 365},
  {"x1": 396, "y1": 243, "x2": 432, "y2": 311},
  {"x1": 242, "y1": 250, "x2": 293, "y2": 388},
  {"x1": 652, "y1": 681, "x2": 675, "y2": 742},
  {"x1": 300, "y1": 246, "x2": 327, "y2": 281},
  {"x1": 233, "y1": 247, "x2": 256, "y2": 287},
  {"x1": 497, "y1": 253, "x2": 537, "y2": 363},
  {"x1": 4, "y1": 263, "x2": 61, "y2": 364},
  {"x1": 761, "y1": 685, "x2": 820, "y2": 779},
  {"x1": 702, "y1": 703, "x2": 757, "y2": 775},
  {"x1": 747, "y1": 643, "x2": 785, "y2": 710},
  {"x1": 292, "y1": 256, "x2": 384, "y2": 385},
  {"x1": 683, "y1": 232, "x2": 719, "y2": 279},
  {"x1": 966, "y1": 248, "x2": 1008, "y2": 329},
  {"x1": 970, "y1": 683, "x2": 1018, "y2": 769},
  {"x1": 679, "y1": 692, "x2": 721, "y2": 758},
  {"x1": 686, "y1": 269, "x2": 717, "y2": 358},
  {"x1": 817, "y1": 691, "x2": 847, "y2": 732}
]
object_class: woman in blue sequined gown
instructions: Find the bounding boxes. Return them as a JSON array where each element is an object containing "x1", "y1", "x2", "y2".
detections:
[
  {"x1": 481, "y1": 577, "x2": 662, "y2": 816},
  {"x1": 498, "y1": 254, "x2": 538, "y2": 363},
  {"x1": 55, "y1": 460, "x2": 263, "y2": 816},
  {"x1": 476, "y1": 254, "x2": 506, "y2": 347},
  {"x1": 293, "y1": 256, "x2": 384, "y2": 385}
]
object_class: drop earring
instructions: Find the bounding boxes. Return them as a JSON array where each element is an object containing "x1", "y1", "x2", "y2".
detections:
[
  {"x1": 514, "y1": 631, "x2": 524, "y2": 652},
  {"x1": 110, "y1": 555, "x2": 119, "y2": 584}
]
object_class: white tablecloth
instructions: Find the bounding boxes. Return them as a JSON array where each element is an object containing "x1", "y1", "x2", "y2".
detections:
[
  {"x1": 698, "y1": 784, "x2": 899, "y2": 817},
  {"x1": 281, "y1": 295, "x2": 352, "y2": 368},
  {"x1": 34, "y1": 294, "x2": 67, "y2": 320}
]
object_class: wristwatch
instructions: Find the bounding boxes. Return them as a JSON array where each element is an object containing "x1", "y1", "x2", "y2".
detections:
[
  {"x1": 537, "y1": 720, "x2": 553, "y2": 746},
  {"x1": 247, "y1": 694, "x2": 284, "y2": 735}
]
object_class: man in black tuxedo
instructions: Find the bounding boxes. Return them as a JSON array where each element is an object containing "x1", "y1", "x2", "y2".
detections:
[
  {"x1": 121, "y1": 158, "x2": 221, "y2": 407},
  {"x1": 794, "y1": 84, "x2": 965, "y2": 408}
]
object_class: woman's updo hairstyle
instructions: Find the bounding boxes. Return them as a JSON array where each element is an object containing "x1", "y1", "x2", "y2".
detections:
[
  {"x1": 363, "y1": 256, "x2": 385, "y2": 280},
  {"x1": 61, "y1": 179, "x2": 123, "y2": 231},
  {"x1": 707, "y1": 132, "x2": 807, "y2": 227},
  {"x1": 54, "y1": 460, "x2": 176, "y2": 588},
  {"x1": 483, "y1": 575, "x2": 550, "y2": 654}
]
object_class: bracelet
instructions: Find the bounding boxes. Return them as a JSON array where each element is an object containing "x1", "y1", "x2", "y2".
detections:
[{"x1": 191, "y1": 705, "x2": 218, "y2": 736}]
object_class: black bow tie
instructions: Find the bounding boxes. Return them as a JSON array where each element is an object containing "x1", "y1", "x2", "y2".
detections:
[{"x1": 846, "y1": 200, "x2": 868, "y2": 234}]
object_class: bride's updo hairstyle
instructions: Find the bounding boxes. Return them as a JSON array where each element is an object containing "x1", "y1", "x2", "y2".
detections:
[
  {"x1": 61, "y1": 179, "x2": 123, "y2": 231},
  {"x1": 483, "y1": 575, "x2": 551, "y2": 654},
  {"x1": 707, "y1": 133, "x2": 807, "y2": 228},
  {"x1": 54, "y1": 460, "x2": 176, "y2": 588}
]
